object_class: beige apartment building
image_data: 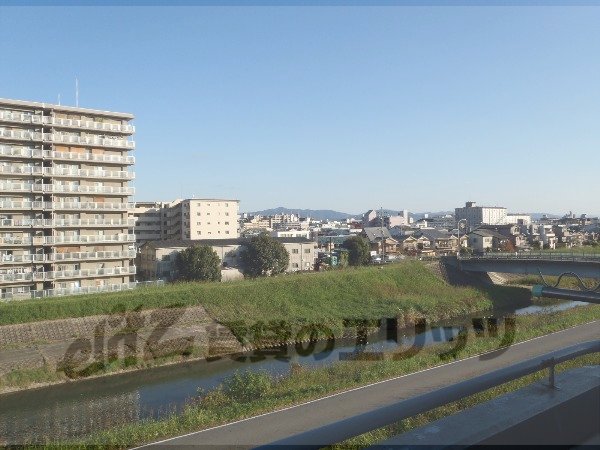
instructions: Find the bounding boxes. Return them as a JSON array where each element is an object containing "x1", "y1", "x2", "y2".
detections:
[
  {"x1": 0, "y1": 98, "x2": 136, "y2": 299},
  {"x1": 133, "y1": 198, "x2": 240, "y2": 244}
]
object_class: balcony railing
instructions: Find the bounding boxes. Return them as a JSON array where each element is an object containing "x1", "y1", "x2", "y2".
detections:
[
  {"x1": 0, "y1": 111, "x2": 135, "y2": 134},
  {"x1": 0, "y1": 165, "x2": 44, "y2": 176},
  {"x1": 0, "y1": 218, "x2": 135, "y2": 228},
  {"x1": 32, "y1": 265, "x2": 136, "y2": 281},
  {"x1": 0, "y1": 280, "x2": 165, "y2": 301},
  {"x1": 47, "y1": 167, "x2": 135, "y2": 179},
  {"x1": 50, "y1": 150, "x2": 135, "y2": 165},
  {"x1": 52, "y1": 202, "x2": 133, "y2": 211},
  {"x1": 0, "y1": 128, "x2": 135, "y2": 149},
  {"x1": 0, "y1": 253, "x2": 45, "y2": 263},
  {"x1": 0, "y1": 266, "x2": 135, "y2": 283},
  {"x1": 0, "y1": 182, "x2": 133, "y2": 195},
  {"x1": 45, "y1": 234, "x2": 136, "y2": 245},
  {"x1": 44, "y1": 116, "x2": 135, "y2": 134},
  {"x1": 0, "y1": 234, "x2": 135, "y2": 246},
  {"x1": 0, "y1": 145, "x2": 135, "y2": 165},
  {"x1": 0, "y1": 249, "x2": 135, "y2": 264},
  {"x1": 0, "y1": 201, "x2": 53, "y2": 210}
]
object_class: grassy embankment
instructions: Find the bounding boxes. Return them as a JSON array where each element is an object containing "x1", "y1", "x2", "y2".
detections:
[
  {"x1": 0, "y1": 261, "x2": 529, "y2": 391},
  {"x1": 53, "y1": 304, "x2": 600, "y2": 448},
  {"x1": 0, "y1": 261, "x2": 524, "y2": 328}
]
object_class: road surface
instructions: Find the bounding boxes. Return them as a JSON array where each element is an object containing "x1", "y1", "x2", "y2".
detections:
[{"x1": 139, "y1": 320, "x2": 599, "y2": 449}]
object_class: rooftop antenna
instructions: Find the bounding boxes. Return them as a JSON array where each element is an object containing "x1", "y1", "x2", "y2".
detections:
[{"x1": 75, "y1": 77, "x2": 79, "y2": 107}]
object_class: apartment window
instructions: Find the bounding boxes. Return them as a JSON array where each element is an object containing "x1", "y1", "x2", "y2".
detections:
[
  {"x1": 292, "y1": 263, "x2": 299, "y2": 268},
  {"x1": 207, "y1": 212, "x2": 210, "y2": 216},
  {"x1": 304, "y1": 249, "x2": 311, "y2": 253},
  {"x1": 197, "y1": 231, "x2": 201, "y2": 235},
  {"x1": 197, "y1": 222, "x2": 201, "y2": 225},
  {"x1": 225, "y1": 203, "x2": 229, "y2": 207},
  {"x1": 225, "y1": 231, "x2": 229, "y2": 234},
  {"x1": 225, "y1": 212, "x2": 229, "y2": 216},
  {"x1": 224, "y1": 222, "x2": 229, "y2": 225},
  {"x1": 292, "y1": 249, "x2": 299, "y2": 254},
  {"x1": 197, "y1": 212, "x2": 201, "y2": 216}
]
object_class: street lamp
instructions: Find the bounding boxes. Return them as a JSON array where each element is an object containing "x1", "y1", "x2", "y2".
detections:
[{"x1": 456, "y1": 219, "x2": 468, "y2": 258}]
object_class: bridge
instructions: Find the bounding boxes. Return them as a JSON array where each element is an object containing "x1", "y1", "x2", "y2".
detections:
[
  {"x1": 443, "y1": 252, "x2": 600, "y2": 279},
  {"x1": 442, "y1": 252, "x2": 600, "y2": 303}
]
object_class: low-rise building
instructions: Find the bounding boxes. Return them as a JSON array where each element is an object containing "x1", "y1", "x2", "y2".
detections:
[{"x1": 138, "y1": 237, "x2": 317, "y2": 281}]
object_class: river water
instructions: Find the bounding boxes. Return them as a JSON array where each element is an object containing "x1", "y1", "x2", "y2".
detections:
[{"x1": 0, "y1": 299, "x2": 588, "y2": 444}]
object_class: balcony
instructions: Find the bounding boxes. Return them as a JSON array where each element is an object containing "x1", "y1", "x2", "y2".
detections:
[
  {"x1": 44, "y1": 234, "x2": 135, "y2": 245},
  {"x1": 0, "y1": 201, "x2": 53, "y2": 211},
  {"x1": 0, "y1": 110, "x2": 44, "y2": 126},
  {"x1": 0, "y1": 266, "x2": 135, "y2": 283},
  {"x1": 0, "y1": 165, "x2": 44, "y2": 176},
  {"x1": 44, "y1": 116, "x2": 135, "y2": 134},
  {"x1": 52, "y1": 202, "x2": 133, "y2": 211},
  {"x1": 0, "y1": 145, "x2": 135, "y2": 165},
  {"x1": 0, "y1": 128, "x2": 135, "y2": 149},
  {"x1": 0, "y1": 218, "x2": 135, "y2": 228},
  {"x1": 47, "y1": 167, "x2": 135, "y2": 180},
  {"x1": 0, "y1": 145, "x2": 44, "y2": 159},
  {"x1": 0, "y1": 280, "x2": 165, "y2": 300},
  {"x1": 0, "y1": 253, "x2": 45, "y2": 264},
  {"x1": 0, "y1": 249, "x2": 135, "y2": 264},
  {"x1": 0, "y1": 236, "x2": 33, "y2": 246},
  {"x1": 32, "y1": 265, "x2": 136, "y2": 281},
  {"x1": 49, "y1": 249, "x2": 136, "y2": 262},
  {"x1": 50, "y1": 150, "x2": 135, "y2": 165}
]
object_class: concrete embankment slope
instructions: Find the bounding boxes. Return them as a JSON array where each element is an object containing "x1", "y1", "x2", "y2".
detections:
[{"x1": 0, "y1": 305, "x2": 242, "y2": 390}]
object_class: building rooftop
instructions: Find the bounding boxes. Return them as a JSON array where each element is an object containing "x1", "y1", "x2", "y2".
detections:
[
  {"x1": 0, "y1": 97, "x2": 134, "y2": 120},
  {"x1": 142, "y1": 236, "x2": 314, "y2": 249}
]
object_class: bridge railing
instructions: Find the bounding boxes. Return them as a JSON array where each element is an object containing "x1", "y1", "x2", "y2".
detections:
[
  {"x1": 456, "y1": 251, "x2": 600, "y2": 263},
  {"x1": 256, "y1": 340, "x2": 599, "y2": 449}
]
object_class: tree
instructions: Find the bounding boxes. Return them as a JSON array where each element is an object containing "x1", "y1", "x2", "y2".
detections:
[
  {"x1": 342, "y1": 236, "x2": 371, "y2": 266},
  {"x1": 241, "y1": 234, "x2": 289, "y2": 277},
  {"x1": 175, "y1": 245, "x2": 221, "y2": 282}
]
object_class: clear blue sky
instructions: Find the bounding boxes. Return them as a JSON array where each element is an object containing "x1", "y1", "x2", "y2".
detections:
[{"x1": 1, "y1": 3, "x2": 598, "y2": 215}]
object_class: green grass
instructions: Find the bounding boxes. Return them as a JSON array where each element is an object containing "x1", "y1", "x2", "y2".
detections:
[
  {"x1": 49, "y1": 304, "x2": 600, "y2": 448},
  {"x1": 0, "y1": 262, "x2": 503, "y2": 327},
  {"x1": 536, "y1": 245, "x2": 600, "y2": 255},
  {"x1": 506, "y1": 273, "x2": 600, "y2": 289}
]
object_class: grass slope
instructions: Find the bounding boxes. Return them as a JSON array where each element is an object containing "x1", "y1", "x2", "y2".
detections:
[{"x1": 0, "y1": 262, "x2": 508, "y2": 327}]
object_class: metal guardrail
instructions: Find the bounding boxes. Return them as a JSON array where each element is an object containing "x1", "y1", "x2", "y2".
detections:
[
  {"x1": 257, "y1": 340, "x2": 600, "y2": 449},
  {"x1": 456, "y1": 252, "x2": 600, "y2": 263}
]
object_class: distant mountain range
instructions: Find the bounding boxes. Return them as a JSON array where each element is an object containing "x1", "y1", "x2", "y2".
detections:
[
  {"x1": 246, "y1": 207, "x2": 355, "y2": 221},
  {"x1": 246, "y1": 207, "x2": 564, "y2": 222}
]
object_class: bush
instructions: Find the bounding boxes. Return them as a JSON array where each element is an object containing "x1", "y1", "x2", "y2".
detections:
[{"x1": 222, "y1": 370, "x2": 273, "y2": 402}]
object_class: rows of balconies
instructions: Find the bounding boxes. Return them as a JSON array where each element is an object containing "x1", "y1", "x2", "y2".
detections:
[
  {"x1": 0, "y1": 182, "x2": 134, "y2": 195},
  {"x1": 0, "y1": 165, "x2": 135, "y2": 179},
  {"x1": 0, "y1": 111, "x2": 135, "y2": 134},
  {"x1": 0, "y1": 128, "x2": 135, "y2": 149},
  {"x1": 0, "y1": 250, "x2": 136, "y2": 264},
  {"x1": 0, "y1": 218, "x2": 135, "y2": 228},
  {"x1": 0, "y1": 201, "x2": 134, "y2": 211},
  {"x1": 0, "y1": 265, "x2": 136, "y2": 283},
  {"x1": 0, "y1": 145, "x2": 135, "y2": 165},
  {"x1": 0, "y1": 234, "x2": 135, "y2": 246}
]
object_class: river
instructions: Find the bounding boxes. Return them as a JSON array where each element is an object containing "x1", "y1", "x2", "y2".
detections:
[{"x1": 0, "y1": 299, "x2": 588, "y2": 444}]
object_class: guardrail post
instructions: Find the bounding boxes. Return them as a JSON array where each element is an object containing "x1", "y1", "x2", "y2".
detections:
[{"x1": 547, "y1": 357, "x2": 557, "y2": 389}]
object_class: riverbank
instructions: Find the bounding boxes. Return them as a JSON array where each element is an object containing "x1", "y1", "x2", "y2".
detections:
[
  {"x1": 0, "y1": 261, "x2": 515, "y2": 393},
  {"x1": 0, "y1": 261, "x2": 523, "y2": 327},
  {"x1": 57, "y1": 304, "x2": 600, "y2": 448}
]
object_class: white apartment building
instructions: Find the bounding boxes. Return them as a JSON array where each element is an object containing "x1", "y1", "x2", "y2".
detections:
[
  {"x1": 0, "y1": 97, "x2": 136, "y2": 299},
  {"x1": 505, "y1": 214, "x2": 532, "y2": 226},
  {"x1": 271, "y1": 228, "x2": 311, "y2": 239},
  {"x1": 455, "y1": 201, "x2": 507, "y2": 231}
]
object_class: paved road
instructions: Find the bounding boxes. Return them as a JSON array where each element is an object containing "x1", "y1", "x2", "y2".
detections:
[{"x1": 139, "y1": 320, "x2": 599, "y2": 449}]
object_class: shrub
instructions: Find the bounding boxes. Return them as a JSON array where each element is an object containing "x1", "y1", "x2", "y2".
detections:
[{"x1": 222, "y1": 370, "x2": 273, "y2": 402}]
